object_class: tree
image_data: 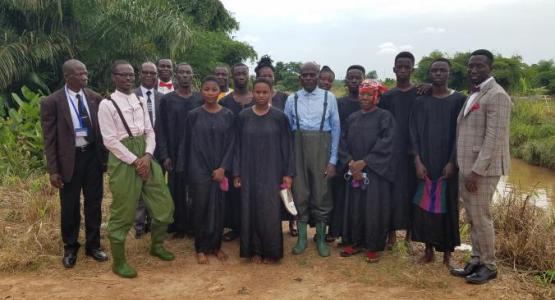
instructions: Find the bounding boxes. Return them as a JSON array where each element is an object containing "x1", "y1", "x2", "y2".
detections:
[
  {"x1": 366, "y1": 70, "x2": 378, "y2": 79},
  {"x1": 274, "y1": 61, "x2": 302, "y2": 92}
]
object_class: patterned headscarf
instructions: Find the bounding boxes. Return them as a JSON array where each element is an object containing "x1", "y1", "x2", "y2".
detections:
[{"x1": 358, "y1": 79, "x2": 388, "y2": 102}]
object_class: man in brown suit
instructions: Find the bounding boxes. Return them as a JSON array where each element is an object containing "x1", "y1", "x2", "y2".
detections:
[
  {"x1": 40, "y1": 59, "x2": 108, "y2": 268},
  {"x1": 450, "y1": 49, "x2": 511, "y2": 284}
]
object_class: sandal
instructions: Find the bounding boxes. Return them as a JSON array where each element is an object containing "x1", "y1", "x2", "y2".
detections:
[
  {"x1": 340, "y1": 246, "x2": 360, "y2": 257},
  {"x1": 366, "y1": 251, "x2": 380, "y2": 263}
]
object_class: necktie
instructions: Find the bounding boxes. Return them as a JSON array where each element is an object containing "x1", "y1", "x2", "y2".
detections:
[
  {"x1": 76, "y1": 94, "x2": 94, "y2": 142},
  {"x1": 146, "y1": 91, "x2": 154, "y2": 125},
  {"x1": 471, "y1": 86, "x2": 481, "y2": 93}
]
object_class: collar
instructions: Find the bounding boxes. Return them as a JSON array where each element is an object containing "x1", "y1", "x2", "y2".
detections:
[
  {"x1": 478, "y1": 77, "x2": 494, "y2": 89},
  {"x1": 113, "y1": 89, "x2": 137, "y2": 102},
  {"x1": 141, "y1": 85, "x2": 154, "y2": 95},
  {"x1": 301, "y1": 87, "x2": 321, "y2": 96},
  {"x1": 65, "y1": 85, "x2": 83, "y2": 98}
]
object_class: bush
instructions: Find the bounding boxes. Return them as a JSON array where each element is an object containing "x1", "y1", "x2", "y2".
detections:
[
  {"x1": 510, "y1": 97, "x2": 555, "y2": 170},
  {"x1": 0, "y1": 86, "x2": 45, "y2": 183},
  {"x1": 493, "y1": 185, "x2": 555, "y2": 272}
]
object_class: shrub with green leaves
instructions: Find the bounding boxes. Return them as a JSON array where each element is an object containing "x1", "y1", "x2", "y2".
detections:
[{"x1": 0, "y1": 86, "x2": 45, "y2": 182}]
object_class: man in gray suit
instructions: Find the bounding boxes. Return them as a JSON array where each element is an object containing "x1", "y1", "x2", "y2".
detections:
[
  {"x1": 133, "y1": 61, "x2": 163, "y2": 239},
  {"x1": 450, "y1": 49, "x2": 512, "y2": 284}
]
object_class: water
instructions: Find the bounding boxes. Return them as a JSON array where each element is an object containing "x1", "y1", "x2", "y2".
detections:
[{"x1": 497, "y1": 158, "x2": 555, "y2": 208}]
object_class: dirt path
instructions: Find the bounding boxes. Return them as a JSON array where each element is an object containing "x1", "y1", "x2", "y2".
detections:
[{"x1": 0, "y1": 227, "x2": 537, "y2": 300}]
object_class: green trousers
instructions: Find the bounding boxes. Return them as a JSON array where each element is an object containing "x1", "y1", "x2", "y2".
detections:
[
  {"x1": 292, "y1": 131, "x2": 332, "y2": 224},
  {"x1": 107, "y1": 136, "x2": 174, "y2": 244}
]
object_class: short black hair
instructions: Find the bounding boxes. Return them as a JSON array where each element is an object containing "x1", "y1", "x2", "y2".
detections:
[
  {"x1": 429, "y1": 57, "x2": 452, "y2": 69},
  {"x1": 231, "y1": 63, "x2": 248, "y2": 73},
  {"x1": 320, "y1": 65, "x2": 335, "y2": 76},
  {"x1": 395, "y1": 51, "x2": 415, "y2": 65},
  {"x1": 346, "y1": 65, "x2": 365, "y2": 75},
  {"x1": 471, "y1": 49, "x2": 494, "y2": 66},
  {"x1": 214, "y1": 64, "x2": 230, "y2": 72},
  {"x1": 254, "y1": 55, "x2": 275, "y2": 77},
  {"x1": 253, "y1": 77, "x2": 273, "y2": 89},
  {"x1": 201, "y1": 75, "x2": 220, "y2": 87},
  {"x1": 176, "y1": 62, "x2": 191, "y2": 70},
  {"x1": 111, "y1": 59, "x2": 131, "y2": 73}
]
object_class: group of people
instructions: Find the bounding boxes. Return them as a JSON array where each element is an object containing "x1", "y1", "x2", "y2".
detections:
[{"x1": 40, "y1": 49, "x2": 511, "y2": 285}]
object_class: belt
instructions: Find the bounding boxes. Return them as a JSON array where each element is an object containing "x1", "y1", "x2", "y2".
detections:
[{"x1": 76, "y1": 143, "x2": 95, "y2": 153}]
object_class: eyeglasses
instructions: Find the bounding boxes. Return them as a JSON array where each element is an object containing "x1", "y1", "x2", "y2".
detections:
[
  {"x1": 141, "y1": 71, "x2": 157, "y2": 76},
  {"x1": 113, "y1": 72, "x2": 136, "y2": 78}
]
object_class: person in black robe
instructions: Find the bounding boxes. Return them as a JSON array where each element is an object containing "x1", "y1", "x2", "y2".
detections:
[
  {"x1": 255, "y1": 55, "x2": 298, "y2": 235},
  {"x1": 340, "y1": 79, "x2": 395, "y2": 263},
  {"x1": 219, "y1": 63, "x2": 253, "y2": 242},
  {"x1": 328, "y1": 65, "x2": 365, "y2": 242},
  {"x1": 157, "y1": 63, "x2": 202, "y2": 238},
  {"x1": 185, "y1": 76, "x2": 235, "y2": 264},
  {"x1": 234, "y1": 78, "x2": 295, "y2": 263},
  {"x1": 378, "y1": 51, "x2": 419, "y2": 250},
  {"x1": 410, "y1": 58, "x2": 465, "y2": 266}
]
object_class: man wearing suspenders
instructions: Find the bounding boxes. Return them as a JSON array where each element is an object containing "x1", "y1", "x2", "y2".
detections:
[
  {"x1": 98, "y1": 60, "x2": 175, "y2": 278},
  {"x1": 284, "y1": 62, "x2": 341, "y2": 257}
]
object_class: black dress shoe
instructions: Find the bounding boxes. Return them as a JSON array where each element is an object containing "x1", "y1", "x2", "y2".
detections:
[
  {"x1": 450, "y1": 261, "x2": 481, "y2": 277},
  {"x1": 63, "y1": 252, "x2": 77, "y2": 268},
  {"x1": 466, "y1": 265, "x2": 497, "y2": 284},
  {"x1": 86, "y1": 249, "x2": 109, "y2": 262}
]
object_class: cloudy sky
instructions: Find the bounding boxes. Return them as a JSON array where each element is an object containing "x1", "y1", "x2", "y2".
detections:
[{"x1": 220, "y1": 0, "x2": 555, "y2": 79}]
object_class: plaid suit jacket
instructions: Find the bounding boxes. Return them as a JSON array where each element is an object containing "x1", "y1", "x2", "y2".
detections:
[{"x1": 456, "y1": 79, "x2": 512, "y2": 177}]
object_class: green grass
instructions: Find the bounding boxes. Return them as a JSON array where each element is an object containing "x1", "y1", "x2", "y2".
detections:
[{"x1": 510, "y1": 97, "x2": 555, "y2": 170}]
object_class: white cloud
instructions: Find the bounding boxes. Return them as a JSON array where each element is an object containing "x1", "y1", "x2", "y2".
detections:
[
  {"x1": 377, "y1": 42, "x2": 413, "y2": 55},
  {"x1": 421, "y1": 26, "x2": 447, "y2": 33}
]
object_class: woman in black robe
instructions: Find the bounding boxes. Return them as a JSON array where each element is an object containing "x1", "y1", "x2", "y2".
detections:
[
  {"x1": 255, "y1": 55, "x2": 297, "y2": 235},
  {"x1": 340, "y1": 79, "x2": 395, "y2": 263},
  {"x1": 186, "y1": 76, "x2": 235, "y2": 264},
  {"x1": 233, "y1": 78, "x2": 295, "y2": 263}
]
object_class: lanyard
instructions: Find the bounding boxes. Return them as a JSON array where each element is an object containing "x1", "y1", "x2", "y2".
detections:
[{"x1": 65, "y1": 86, "x2": 88, "y2": 128}]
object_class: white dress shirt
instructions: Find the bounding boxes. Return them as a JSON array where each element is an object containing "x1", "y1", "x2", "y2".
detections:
[
  {"x1": 65, "y1": 85, "x2": 91, "y2": 147},
  {"x1": 98, "y1": 90, "x2": 156, "y2": 164}
]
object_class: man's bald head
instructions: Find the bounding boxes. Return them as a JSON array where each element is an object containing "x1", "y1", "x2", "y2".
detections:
[
  {"x1": 63, "y1": 59, "x2": 88, "y2": 91},
  {"x1": 139, "y1": 61, "x2": 158, "y2": 89},
  {"x1": 300, "y1": 62, "x2": 320, "y2": 74},
  {"x1": 299, "y1": 62, "x2": 320, "y2": 92}
]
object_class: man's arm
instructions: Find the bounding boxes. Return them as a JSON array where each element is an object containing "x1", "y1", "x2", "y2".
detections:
[
  {"x1": 471, "y1": 92, "x2": 512, "y2": 176},
  {"x1": 328, "y1": 95, "x2": 340, "y2": 165},
  {"x1": 40, "y1": 96, "x2": 60, "y2": 175}
]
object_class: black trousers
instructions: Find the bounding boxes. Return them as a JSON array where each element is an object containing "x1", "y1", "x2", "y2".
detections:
[{"x1": 60, "y1": 146, "x2": 103, "y2": 253}]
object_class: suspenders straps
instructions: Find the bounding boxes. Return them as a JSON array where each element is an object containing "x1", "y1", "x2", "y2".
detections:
[
  {"x1": 106, "y1": 96, "x2": 134, "y2": 139},
  {"x1": 319, "y1": 91, "x2": 328, "y2": 132},
  {"x1": 294, "y1": 90, "x2": 328, "y2": 132}
]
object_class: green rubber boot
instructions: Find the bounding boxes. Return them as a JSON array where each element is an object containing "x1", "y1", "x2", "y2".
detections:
[
  {"x1": 149, "y1": 224, "x2": 175, "y2": 261},
  {"x1": 110, "y1": 240, "x2": 137, "y2": 278},
  {"x1": 316, "y1": 222, "x2": 330, "y2": 257},
  {"x1": 292, "y1": 222, "x2": 308, "y2": 255}
]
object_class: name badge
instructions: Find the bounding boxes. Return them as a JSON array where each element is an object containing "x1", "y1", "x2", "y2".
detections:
[{"x1": 75, "y1": 128, "x2": 89, "y2": 137}]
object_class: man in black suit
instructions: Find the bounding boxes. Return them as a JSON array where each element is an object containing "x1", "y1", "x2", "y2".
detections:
[
  {"x1": 40, "y1": 59, "x2": 108, "y2": 268},
  {"x1": 133, "y1": 61, "x2": 163, "y2": 239}
]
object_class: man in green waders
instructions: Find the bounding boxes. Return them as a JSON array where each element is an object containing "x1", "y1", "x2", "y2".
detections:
[
  {"x1": 284, "y1": 62, "x2": 341, "y2": 257},
  {"x1": 98, "y1": 60, "x2": 175, "y2": 278}
]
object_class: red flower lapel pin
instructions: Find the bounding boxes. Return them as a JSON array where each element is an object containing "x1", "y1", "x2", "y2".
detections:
[{"x1": 471, "y1": 103, "x2": 480, "y2": 112}]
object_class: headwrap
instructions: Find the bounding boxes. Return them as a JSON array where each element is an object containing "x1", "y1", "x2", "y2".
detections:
[{"x1": 358, "y1": 79, "x2": 388, "y2": 102}]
